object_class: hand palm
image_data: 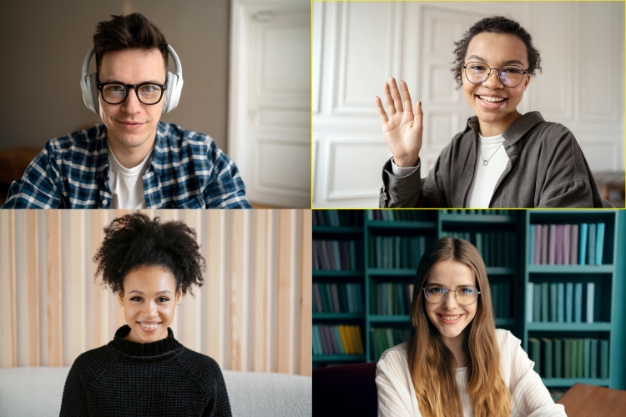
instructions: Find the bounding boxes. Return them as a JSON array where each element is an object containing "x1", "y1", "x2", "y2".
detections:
[{"x1": 376, "y1": 78, "x2": 423, "y2": 167}]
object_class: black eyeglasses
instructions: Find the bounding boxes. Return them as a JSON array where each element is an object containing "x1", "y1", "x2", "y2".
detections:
[
  {"x1": 463, "y1": 62, "x2": 529, "y2": 88},
  {"x1": 97, "y1": 82, "x2": 168, "y2": 105}
]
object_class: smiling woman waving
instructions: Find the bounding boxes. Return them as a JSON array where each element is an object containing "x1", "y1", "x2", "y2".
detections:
[
  {"x1": 377, "y1": 16, "x2": 602, "y2": 208},
  {"x1": 375, "y1": 237, "x2": 567, "y2": 417},
  {"x1": 59, "y1": 213, "x2": 232, "y2": 417}
]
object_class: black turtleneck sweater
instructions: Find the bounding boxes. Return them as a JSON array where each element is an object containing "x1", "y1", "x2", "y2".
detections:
[{"x1": 59, "y1": 325, "x2": 232, "y2": 416}]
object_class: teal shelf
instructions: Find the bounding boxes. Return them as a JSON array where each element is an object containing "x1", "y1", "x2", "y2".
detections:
[
  {"x1": 541, "y1": 378, "x2": 610, "y2": 387},
  {"x1": 369, "y1": 315, "x2": 410, "y2": 323},
  {"x1": 366, "y1": 221, "x2": 436, "y2": 230},
  {"x1": 528, "y1": 265, "x2": 614, "y2": 274},
  {"x1": 440, "y1": 214, "x2": 517, "y2": 224},
  {"x1": 366, "y1": 268, "x2": 415, "y2": 276},
  {"x1": 496, "y1": 318, "x2": 516, "y2": 327},
  {"x1": 313, "y1": 270, "x2": 364, "y2": 278},
  {"x1": 313, "y1": 313, "x2": 364, "y2": 320},
  {"x1": 313, "y1": 355, "x2": 365, "y2": 362},
  {"x1": 487, "y1": 267, "x2": 516, "y2": 275},
  {"x1": 526, "y1": 322, "x2": 611, "y2": 331}
]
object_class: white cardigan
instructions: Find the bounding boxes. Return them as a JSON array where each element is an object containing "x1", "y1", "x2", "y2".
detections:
[{"x1": 375, "y1": 329, "x2": 567, "y2": 417}]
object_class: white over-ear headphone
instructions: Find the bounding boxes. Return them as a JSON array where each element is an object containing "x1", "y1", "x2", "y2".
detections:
[{"x1": 80, "y1": 44, "x2": 184, "y2": 114}]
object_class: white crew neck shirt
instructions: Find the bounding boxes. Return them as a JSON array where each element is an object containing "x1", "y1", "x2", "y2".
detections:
[
  {"x1": 376, "y1": 329, "x2": 567, "y2": 417},
  {"x1": 465, "y1": 132, "x2": 509, "y2": 208},
  {"x1": 390, "y1": 133, "x2": 509, "y2": 208},
  {"x1": 107, "y1": 142, "x2": 153, "y2": 209}
]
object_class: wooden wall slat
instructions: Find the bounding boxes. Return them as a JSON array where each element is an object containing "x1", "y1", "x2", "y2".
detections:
[
  {"x1": 299, "y1": 210, "x2": 312, "y2": 376},
  {"x1": 253, "y1": 210, "x2": 268, "y2": 372},
  {"x1": 205, "y1": 212, "x2": 223, "y2": 365},
  {"x1": 230, "y1": 211, "x2": 245, "y2": 371},
  {"x1": 68, "y1": 211, "x2": 85, "y2": 364},
  {"x1": 24, "y1": 211, "x2": 40, "y2": 366},
  {"x1": 276, "y1": 210, "x2": 293, "y2": 374},
  {"x1": 1, "y1": 212, "x2": 17, "y2": 367},
  {"x1": 1, "y1": 209, "x2": 310, "y2": 376},
  {"x1": 46, "y1": 211, "x2": 62, "y2": 366},
  {"x1": 182, "y1": 210, "x2": 200, "y2": 352}
]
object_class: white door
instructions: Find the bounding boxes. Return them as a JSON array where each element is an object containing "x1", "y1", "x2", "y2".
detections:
[{"x1": 229, "y1": 0, "x2": 311, "y2": 208}]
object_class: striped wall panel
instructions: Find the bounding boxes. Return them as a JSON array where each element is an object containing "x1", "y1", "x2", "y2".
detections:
[{"x1": 0, "y1": 209, "x2": 312, "y2": 376}]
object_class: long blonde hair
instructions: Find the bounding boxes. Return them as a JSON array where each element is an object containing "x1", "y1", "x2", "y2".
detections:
[{"x1": 407, "y1": 237, "x2": 510, "y2": 417}]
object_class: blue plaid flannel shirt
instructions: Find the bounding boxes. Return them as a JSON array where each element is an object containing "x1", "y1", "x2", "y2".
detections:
[{"x1": 2, "y1": 122, "x2": 252, "y2": 208}]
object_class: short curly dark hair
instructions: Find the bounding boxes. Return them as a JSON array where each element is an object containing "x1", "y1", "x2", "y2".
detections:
[
  {"x1": 452, "y1": 16, "x2": 542, "y2": 89},
  {"x1": 93, "y1": 213, "x2": 205, "y2": 296}
]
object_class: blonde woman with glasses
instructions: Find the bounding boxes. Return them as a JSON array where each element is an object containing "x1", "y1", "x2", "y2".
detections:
[{"x1": 376, "y1": 238, "x2": 567, "y2": 416}]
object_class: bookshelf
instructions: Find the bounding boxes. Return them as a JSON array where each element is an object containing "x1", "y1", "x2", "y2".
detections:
[
  {"x1": 312, "y1": 209, "x2": 626, "y2": 391},
  {"x1": 523, "y1": 210, "x2": 620, "y2": 391},
  {"x1": 312, "y1": 212, "x2": 366, "y2": 367}
]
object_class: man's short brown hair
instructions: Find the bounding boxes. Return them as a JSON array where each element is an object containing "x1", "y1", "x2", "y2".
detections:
[{"x1": 93, "y1": 13, "x2": 169, "y2": 77}]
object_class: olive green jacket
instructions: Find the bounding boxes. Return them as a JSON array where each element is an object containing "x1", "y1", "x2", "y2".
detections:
[{"x1": 379, "y1": 112, "x2": 602, "y2": 208}]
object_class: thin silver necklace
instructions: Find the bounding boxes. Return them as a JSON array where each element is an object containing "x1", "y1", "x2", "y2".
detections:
[{"x1": 479, "y1": 142, "x2": 504, "y2": 166}]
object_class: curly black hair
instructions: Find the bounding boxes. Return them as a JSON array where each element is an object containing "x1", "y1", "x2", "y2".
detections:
[
  {"x1": 452, "y1": 16, "x2": 542, "y2": 89},
  {"x1": 93, "y1": 213, "x2": 205, "y2": 296}
]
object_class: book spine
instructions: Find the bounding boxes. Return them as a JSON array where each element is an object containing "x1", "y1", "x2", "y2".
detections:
[
  {"x1": 541, "y1": 283, "x2": 549, "y2": 322},
  {"x1": 600, "y1": 339, "x2": 609, "y2": 379},
  {"x1": 574, "y1": 283, "x2": 583, "y2": 323},
  {"x1": 579, "y1": 223, "x2": 588, "y2": 265},
  {"x1": 586, "y1": 282, "x2": 594, "y2": 323},
  {"x1": 557, "y1": 283, "x2": 565, "y2": 323},
  {"x1": 527, "y1": 282, "x2": 534, "y2": 322},
  {"x1": 571, "y1": 225, "x2": 579, "y2": 265},
  {"x1": 543, "y1": 338, "x2": 553, "y2": 379},
  {"x1": 565, "y1": 283, "x2": 574, "y2": 323},
  {"x1": 534, "y1": 284, "x2": 541, "y2": 323},
  {"x1": 590, "y1": 339, "x2": 598, "y2": 378},
  {"x1": 563, "y1": 224, "x2": 571, "y2": 265},
  {"x1": 550, "y1": 283, "x2": 557, "y2": 322},
  {"x1": 595, "y1": 223, "x2": 605, "y2": 265},
  {"x1": 588, "y1": 224, "x2": 596, "y2": 266},
  {"x1": 549, "y1": 224, "x2": 557, "y2": 265},
  {"x1": 554, "y1": 339, "x2": 563, "y2": 378},
  {"x1": 583, "y1": 338, "x2": 590, "y2": 378},
  {"x1": 555, "y1": 224, "x2": 563, "y2": 265},
  {"x1": 564, "y1": 339, "x2": 571, "y2": 378}
]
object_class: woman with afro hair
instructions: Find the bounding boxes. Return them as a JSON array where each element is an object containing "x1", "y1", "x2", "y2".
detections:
[
  {"x1": 377, "y1": 15, "x2": 602, "y2": 208},
  {"x1": 60, "y1": 212, "x2": 232, "y2": 417}
]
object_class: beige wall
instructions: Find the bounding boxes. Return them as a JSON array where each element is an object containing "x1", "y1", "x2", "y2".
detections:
[
  {"x1": 0, "y1": 0, "x2": 231, "y2": 151},
  {"x1": 0, "y1": 209, "x2": 312, "y2": 377}
]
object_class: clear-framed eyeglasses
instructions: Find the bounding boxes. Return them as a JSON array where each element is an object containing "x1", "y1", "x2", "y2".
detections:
[
  {"x1": 463, "y1": 62, "x2": 529, "y2": 88},
  {"x1": 97, "y1": 82, "x2": 168, "y2": 105},
  {"x1": 422, "y1": 284, "x2": 481, "y2": 305}
]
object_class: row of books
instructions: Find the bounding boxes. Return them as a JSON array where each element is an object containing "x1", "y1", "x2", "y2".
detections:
[
  {"x1": 527, "y1": 282, "x2": 596, "y2": 323},
  {"x1": 312, "y1": 325, "x2": 364, "y2": 356},
  {"x1": 366, "y1": 210, "x2": 436, "y2": 222},
  {"x1": 313, "y1": 283, "x2": 364, "y2": 314},
  {"x1": 313, "y1": 240, "x2": 364, "y2": 271},
  {"x1": 440, "y1": 231, "x2": 516, "y2": 268},
  {"x1": 371, "y1": 328, "x2": 411, "y2": 360},
  {"x1": 529, "y1": 223, "x2": 605, "y2": 265},
  {"x1": 370, "y1": 283, "x2": 414, "y2": 315},
  {"x1": 367, "y1": 235, "x2": 432, "y2": 269},
  {"x1": 491, "y1": 282, "x2": 512, "y2": 319},
  {"x1": 313, "y1": 210, "x2": 363, "y2": 227},
  {"x1": 528, "y1": 337, "x2": 609, "y2": 379}
]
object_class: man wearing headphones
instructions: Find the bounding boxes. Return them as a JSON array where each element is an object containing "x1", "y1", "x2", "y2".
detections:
[{"x1": 3, "y1": 13, "x2": 251, "y2": 209}]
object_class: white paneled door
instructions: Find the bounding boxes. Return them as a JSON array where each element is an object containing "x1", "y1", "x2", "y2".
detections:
[{"x1": 229, "y1": 0, "x2": 311, "y2": 208}]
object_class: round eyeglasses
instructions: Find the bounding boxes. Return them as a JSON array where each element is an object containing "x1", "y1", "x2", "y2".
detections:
[
  {"x1": 422, "y1": 284, "x2": 480, "y2": 305},
  {"x1": 463, "y1": 62, "x2": 528, "y2": 88},
  {"x1": 97, "y1": 82, "x2": 168, "y2": 105}
]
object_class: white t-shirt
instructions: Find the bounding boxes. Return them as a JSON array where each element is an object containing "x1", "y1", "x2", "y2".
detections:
[
  {"x1": 375, "y1": 329, "x2": 567, "y2": 417},
  {"x1": 390, "y1": 133, "x2": 509, "y2": 208},
  {"x1": 107, "y1": 143, "x2": 153, "y2": 209},
  {"x1": 465, "y1": 132, "x2": 509, "y2": 208}
]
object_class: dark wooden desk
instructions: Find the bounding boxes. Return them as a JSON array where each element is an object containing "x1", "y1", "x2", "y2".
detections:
[{"x1": 556, "y1": 383, "x2": 626, "y2": 416}]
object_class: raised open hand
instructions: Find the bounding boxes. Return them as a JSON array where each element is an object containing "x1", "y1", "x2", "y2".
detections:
[{"x1": 375, "y1": 78, "x2": 423, "y2": 167}]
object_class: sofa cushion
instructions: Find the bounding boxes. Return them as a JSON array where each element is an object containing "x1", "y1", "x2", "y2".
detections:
[{"x1": 0, "y1": 367, "x2": 311, "y2": 417}]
